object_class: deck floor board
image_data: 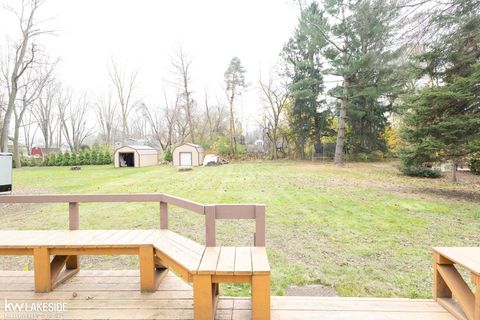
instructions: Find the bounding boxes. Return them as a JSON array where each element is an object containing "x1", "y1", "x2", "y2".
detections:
[{"x1": 0, "y1": 270, "x2": 456, "y2": 320}]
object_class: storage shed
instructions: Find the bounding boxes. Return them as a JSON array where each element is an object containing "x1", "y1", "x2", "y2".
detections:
[
  {"x1": 173, "y1": 143, "x2": 204, "y2": 167},
  {"x1": 114, "y1": 145, "x2": 158, "y2": 168}
]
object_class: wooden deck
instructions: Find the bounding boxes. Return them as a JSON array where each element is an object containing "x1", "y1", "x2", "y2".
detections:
[{"x1": 0, "y1": 270, "x2": 455, "y2": 320}]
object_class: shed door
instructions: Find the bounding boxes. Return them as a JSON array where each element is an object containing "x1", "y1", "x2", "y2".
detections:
[{"x1": 180, "y1": 152, "x2": 192, "y2": 166}]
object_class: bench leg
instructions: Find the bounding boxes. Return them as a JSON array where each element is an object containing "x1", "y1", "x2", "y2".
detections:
[
  {"x1": 139, "y1": 245, "x2": 159, "y2": 292},
  {"x1": 433, "y1": 253, "x2": 452, "y2": 299},
  {"x1": 66, "y1": 255, "x2": 80, "y2": 270},
  {"x1": 34, "y1": 247, "x2": 52, "y2": 293},
  {"x1": 252, "y1": 274, "x2": 270, "y2": 320},
  {"x1": 194, "y1": 275, "x2": 216, "y2": 320}
]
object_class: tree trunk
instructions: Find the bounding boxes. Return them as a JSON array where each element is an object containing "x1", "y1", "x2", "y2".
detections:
[
  {"x1": 229, "y1": 98, "x2": 236, "y2": 156},
  {"x1": 334, "y1": 78, "x2": 349, "y2": 164},
  {"x1": 451, "y1": 159, "x2": 458, "y2": 183},
  {"x1": 300, "y1": 135, "x2": 305, "y2": 160},
  {"x1": 13, "y1": 123, "x2": 21, "y2": 168},
  {"x1": 272, "y1": 132, "x2": 278, "y2": 160},
  {"x1": 0, "y1": 91, "x2": 16, "y2": 152}
]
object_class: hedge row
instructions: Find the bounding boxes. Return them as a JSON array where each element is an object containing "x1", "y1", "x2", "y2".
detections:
[{"x1": 21, "y1": 151, "x2": 113, "y2": 167}]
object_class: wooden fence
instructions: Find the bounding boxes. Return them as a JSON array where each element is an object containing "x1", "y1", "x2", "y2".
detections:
[{"x1": 0, "y1": 194, "x2": 266, "y2": 247}]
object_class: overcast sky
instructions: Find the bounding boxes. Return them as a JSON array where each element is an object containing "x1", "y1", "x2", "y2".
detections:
[{"x1": 0, "y1": 0, "x2": 299, "y2": 133}]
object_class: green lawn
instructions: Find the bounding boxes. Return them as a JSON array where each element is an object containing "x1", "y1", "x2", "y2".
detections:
[{"x1": 1, "y1": 161, "x2": 480, "y2": 297}]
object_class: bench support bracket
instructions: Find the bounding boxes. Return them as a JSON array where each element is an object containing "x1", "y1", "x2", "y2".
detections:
[{"x1": 33, "y1": 249, "x2": 80, "y2": 293}]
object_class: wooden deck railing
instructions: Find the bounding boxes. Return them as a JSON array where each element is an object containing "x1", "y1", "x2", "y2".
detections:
[{"x1": 0, "y1": 194, "x2": 266, "y2": 247}]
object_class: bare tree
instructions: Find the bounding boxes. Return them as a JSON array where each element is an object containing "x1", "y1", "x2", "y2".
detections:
[
  {"x1": 21, "y1": 109, "x2": 38, "y2": 155},
  {"x1": 95, "y1": 91, "x2": 117, "y2": 146},
  {"x1": 32, "y1": 81, "x2": 58, "y2": 152},
  {"x1": 59, "y1": 94, "x2": 94, "y2": 153},
  {"x1": 0, "y1": 0, "x2": 51, "y2": 152},
  {"x1": 170, "y1": 48, "x2": 196, "y2": 143},
  {"x1": 201, "y1": 89, "x2": 228, "y2": 140},
  {"x1": 11, "y1": 59, "x2": 54, "y2": 167},
  {"x1": 108, "y1": 59, "x2": 139, "y2": 144},
  {"x1": 259, "y1": 72, "x2": 289, "y2": 159}
]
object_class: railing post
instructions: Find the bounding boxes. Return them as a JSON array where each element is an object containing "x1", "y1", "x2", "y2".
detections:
[
  {"x1": 205, "y1": 205, "x2": 216, "y2": 247},
  {"x1": 254, "y1": 205, "x2": 266, "y2": 247},
  {"x1": 160, "y1": 201, "x2": 168, "y2": 230},
  {"x1": 67, "y1": 202, "x2": 80, "y2": 270},
  {"x1": 69, "y1": 202, "x2": 79, "y2": 230}
]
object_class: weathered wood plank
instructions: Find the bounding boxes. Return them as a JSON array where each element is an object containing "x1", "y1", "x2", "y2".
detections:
[
  {"x1": 33, "y1": 247, "x2": 51, "y2": 292},
  {"x1": 216, "y1": 247, "x2": 235, "y2": 275},
  {"x1": 433, "y1": 248, "x2": 480, "y2": 275},
  {"x1": 198, "y1": 247, "x2": 221, "y2": 275},
  {"x1": 251, "y1": 247, "x2": 270, "y2": 275},
  {"x1": 251, "y1": 274, "x2": 271, "y2": 319},
  {"x1": 234, "y1": 247, "x2": 252, "y2": 275}
]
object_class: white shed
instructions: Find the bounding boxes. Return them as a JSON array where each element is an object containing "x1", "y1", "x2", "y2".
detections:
[
  {"x1": 114, "y1": 145, "x2": 158, "y2": 168},
  {"x1": 173, "y1": 143, "x2": 204, "y2": 167}
]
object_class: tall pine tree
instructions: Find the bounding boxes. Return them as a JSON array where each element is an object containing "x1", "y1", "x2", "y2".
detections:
[
  {"x1": 282, "y1": 3, "x2": 329, "y2": 159},
  {"x1": 304, "y1": 0, "x2": 400, "y2": 162},
  {"x1": 400, "y1": 0, "x2": 480, "y2": 182}
]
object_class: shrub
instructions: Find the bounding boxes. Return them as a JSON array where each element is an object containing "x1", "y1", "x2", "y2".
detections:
[
  {"x1": 82, "y1": 152, "x2": 91, "y2": 165},
  {"x1": 471, "y1": 157, "x2": 480, "y2": 175},
  {"x1": 20, "y1": 157, "x2": 29, "y2": 167},
  {"x1": 211, "y1": 136, "x2": 231, "y2": 155},
  {"x1": 62, "y1": 152, "x2": 71, "y2": 166},
  {"x1": 55, "y1": 152, "x2": 64, "y2": 166},
  {"x1": 90, "y1": 150, "x2": 99, "y2": 165},
  {"x1": 78, "y1": 153, "x2": 85, "y2": 165},
  {"x1": 400, "y1": 165, "x2": 442, "y2": 178},
  {"x1": 164, "y1": 147, "x2": 173, "y2": 162},
  {"x1": 103, "y1": 151, "x2": 112, "y2": 164}
]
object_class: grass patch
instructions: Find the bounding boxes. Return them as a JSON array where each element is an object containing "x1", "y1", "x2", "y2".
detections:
[{"x1": 1, "y1": 161, "x2": 480, "y2": 297}]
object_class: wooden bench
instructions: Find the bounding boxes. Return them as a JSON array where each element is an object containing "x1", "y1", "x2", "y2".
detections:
[
  {"x1": 0, "y1": 194, "x2": 270, "y2": 320},
  {"x1": 433, "y1": 247, "x2": 480, "y2": 320},
  {"x1": 0, "y1": 229, "x2": 271, "y2": 319},
  {"x1": 0, "y1": 229, "x2": 172, "y2": 292}
]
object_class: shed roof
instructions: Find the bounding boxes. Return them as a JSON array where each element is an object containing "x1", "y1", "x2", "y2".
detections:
[
  {"x1": 176, "y1": 143, "x2": 204, "y2": 152},
  {"x1": 115, "y1": 145, "x2": 158, "y2": 155}
]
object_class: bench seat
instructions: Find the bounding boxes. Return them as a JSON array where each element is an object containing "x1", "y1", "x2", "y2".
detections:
[
  {"x1": 0, "y1": 229, "x2": 271, "y2": 320},
  {"x1": 193, "y1": 246, "x2": 270, "y2": 320},
  {"x1": 0, "y1": 229, "x2": 198, "y2": 293},
  {"x1": 0, "y1": 230, "x2": 158, "y2": 248}
]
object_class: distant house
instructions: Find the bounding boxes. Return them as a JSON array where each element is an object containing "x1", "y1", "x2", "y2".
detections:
[
  {"x1": 113, "y1": 145, "x2": 158, "y2": 168},
  {"x1": 31, "y1": 146, "x2": 44, "y2": 159},
  {"x1": 173, "y1": 143, "x2": 204, "y2": 167}
]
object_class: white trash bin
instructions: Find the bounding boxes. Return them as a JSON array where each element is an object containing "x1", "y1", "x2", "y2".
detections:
[{"x1": 0, "y1": 153, "x2": 12, "y2": 194}]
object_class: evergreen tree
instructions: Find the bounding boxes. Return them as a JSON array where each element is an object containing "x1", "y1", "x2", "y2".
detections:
[
  {"x1": 83, "y1": 151, "x2": 91, "y2": 165},
  {"x1": 100, "y1": 151, "x2": 110, "y2": 164},
  {"x1": 78, "y1": 152, "x2": 85, "y2": 165},
  {"x1": 400, "y1": 0, "x2": 480, "y2": 182},
  {"x1": 90, "y1": 150, "x2": 99, "y2": 165},
  {"x1": 401, "y1": 64, "x2": 480, "y2": 182},
  {"x1": 55, "y1": 152, "x2": 64, "y2": 166},
  {"x1": 164, "y1": 147, "x2": 173, "y2": 162},
  {"x1": 282, "y1": 2, "x2": 328, "y2": 159},
  {"x1": 224, "y1": 57, "x2": 247, "y2": 155},
  {"x1": 301, "y1": 0, "x2": 400, "y2": 163},
  {"x1": 63, "y1": 152, "x2": 71, "y2": 166}
]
